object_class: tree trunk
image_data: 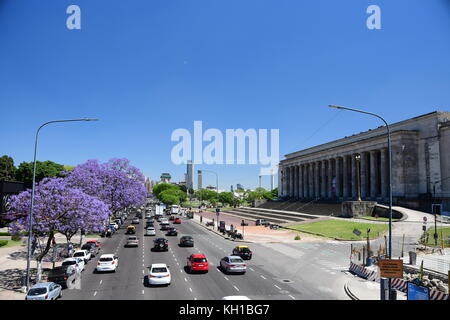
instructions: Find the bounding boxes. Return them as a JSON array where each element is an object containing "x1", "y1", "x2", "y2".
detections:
[
  {"x1": 36, "y1": 260, "x2": 42, "y2": 283},
  {"x1": 35, "y1": 231, "x2": 55, "y2": 282}
]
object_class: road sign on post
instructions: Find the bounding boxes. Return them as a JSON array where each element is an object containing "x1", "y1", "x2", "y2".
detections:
[
  {"x1": 407, "y1": 282, "x2": 429, "y2": 300},
  {"x1": 378, "y1": 259, "x2": 403, "y2": 278}
]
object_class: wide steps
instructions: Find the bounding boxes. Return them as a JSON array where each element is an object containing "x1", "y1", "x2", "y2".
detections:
[{"x1": 226, "y1": 210, "x2": 291, "y2": 224}]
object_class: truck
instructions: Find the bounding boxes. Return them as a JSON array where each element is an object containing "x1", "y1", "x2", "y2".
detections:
[{"x1": 170, "y1": 205, "x2": 179, "y2": 215}]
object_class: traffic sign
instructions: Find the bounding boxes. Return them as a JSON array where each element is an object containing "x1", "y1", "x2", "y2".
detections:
[
  {"x1": 423, "y1": 216, "x2": 427, "y2": 222},
  {"x1": 352, "y1": 229, "x2": 361, "y2": 236},
  {"x1": 407, "y1": 282, "x2": 429, "y2": 300},
  {"x1": 378, "y1": 259, "x2": 403, "y2": 278}
]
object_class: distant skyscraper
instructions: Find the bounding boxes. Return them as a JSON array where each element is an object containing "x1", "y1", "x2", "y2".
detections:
[
  {"x1": 186, "y1": 160, "x2": 194, "y2": 190},
  {"x1": 236, "y1": 183, "x2": 244, "y2": 190},
  {"x1": 230, "y1": 185, "x2": 234, "y2": 192},
  {"x1": 197, "y1": 170, "x2": 202, "y2": 190}
]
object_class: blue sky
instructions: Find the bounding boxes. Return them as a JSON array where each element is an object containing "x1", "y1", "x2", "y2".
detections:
[{"x1": 1, "y1": 0, "x2": 449, "y2": 190}]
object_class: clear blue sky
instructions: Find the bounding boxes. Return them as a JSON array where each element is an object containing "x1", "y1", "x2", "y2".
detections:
[{"x1": 1, "y1": 0, "x2": 449, "y2": 190}]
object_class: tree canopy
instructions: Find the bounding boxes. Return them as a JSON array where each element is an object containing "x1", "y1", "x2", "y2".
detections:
[
  {"x1": 0, "y1": 155, "x2": 16, "y2": 181},
  {"x1": 15, "y1": 160, "x2": 65, "y2": 189}
]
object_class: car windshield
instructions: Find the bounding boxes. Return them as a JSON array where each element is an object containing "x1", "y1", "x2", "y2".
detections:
[
  {"x1": 230, "y1": 258, "x2": 244, "y2": 263},
  {"x1": 81, "y1": 245, "x2": 92, "y2": 250},
  {"x1": 240, "y1": 248, "x2": 251, "y2": 252},
  {"x1": 62, "y1": 261, "x2": 76, "y2": 265},
  {"x1": 73, "y1": 252, "x2": 84, "y2": 257},
  {"x1": 152, "y1": 267, "x2": 167, "y2": 273},
  {"x1": 183, "y1": 237, "x2": 192, "y2": 240},
  {"x1": 99, "y1": 257, "x2": 113, "y2": 262},
  {"x1": 128, "y1": 237, "x2": 137, "y2": 240},
  {"x1": 28, "y1": 287, "x2": 47, "y2": 295},
  {"x1": 193, "y1": 258, "x2": 207, "y2": 263}
]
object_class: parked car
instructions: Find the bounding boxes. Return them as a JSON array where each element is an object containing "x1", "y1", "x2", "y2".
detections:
[
  {"x1": 173, "y1": 218, "x2": 181, "y2": 224},
  {"x1": 153, "y1": 238, "x2": 168, "y2": 251},
  {"x1": 47, "y1": 265, "x2": 77, "y2": 288},
  {"x1": 132, "y1": 218, "x2": 140, "y2": 224},
  {"x1": 85, "y1": 240, "x2": 102, "y2": 248},
  {"x1": 125, "y1": 236, "x2": 139, "y2": 247},
  {"x1": 232, "y1": 245, "x2": 252, "y2": 260},
  {"x1": 81, "y1": 243, "x2": 100, "y2": 257},
  {"x1": 145, "y1": 227, "x2": 156, "y2": 236},
  {"x1": 126, "y1": 225, "x2": 136, "y2": 234},
  {"x1": 109, "y1": 222, "x2": 119, "y2": 230},
  {"x1": 96, "y1": 254, "x2": 118, "y2": 273},
  {"x1": 219, "y1": 256, "x2": 247, "y2": 274},
  {"x1": 147, "y1": 263, "x2": 171, "y2": 286},
  {"x1": 101, "y1": 228, "x2": 112, "y2": 237},
  {"x1": 62, "y1": 257, "x2": 85, "y2": 273},
  {"x1": 108, "y1": 225, "x2": 117, "y2": 234},
  {"x1": 114, "y1": 219, "x2": 122, "y2": 227},
  {"x1": 255, "y1": 219, "x2": 269, "y2": 226},
  {"x1": 186, "y1": 253, "x2": 208, "y2": 273},
  {"x1": 179, "y1": 236, "x2": 194, "y2": 247},
  {"x1": 25, "y1": 282, "x2": 62, "y2": 300},
  {"x1": 166, "y1": 227, "x2": 178, "y2": 236},
  {"x1": 72, "y1": 250, "x2": 91, "y2": 263}
]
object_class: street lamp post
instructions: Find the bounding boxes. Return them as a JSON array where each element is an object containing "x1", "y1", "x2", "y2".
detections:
[
  {"x1": 202, "y1": 169, "x2": 219, "y2": 193},
  {"x1": 25, "y1": 118, "x2": 98, "y2": 291},
  {"x1": 328, "y1": 105, "x2": 393, "y2": 299},
  {"x1": 355, "y1": 154, "x2": 362, "y2": 201}
]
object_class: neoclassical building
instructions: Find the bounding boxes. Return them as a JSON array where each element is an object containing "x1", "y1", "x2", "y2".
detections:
[{"x1": 278, "y1": 111, "x2": 450, "y2": 213}]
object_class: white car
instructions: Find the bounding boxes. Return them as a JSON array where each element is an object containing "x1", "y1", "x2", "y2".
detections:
[
  {"x1": 96, "y1": 254, "x2": 119, "y2": 272},
  {"x1": 62, "y1": 257, "x2": 85, "y2": 273},
  {"x1": 145, "y1": 227, "x2": 156, "y2": 236},
  {"x1": 110, "y1": 222, "x2": 119, "y2": 230},
  {"x1": 25, "y1": 282, "x2": 62, "y2": 300},
  {"x1": 72, "y1": 250, "x2": 91, "y2": 263},
  {"x1": 147, "y1": 263, "x2": 171, "y2": 286}
]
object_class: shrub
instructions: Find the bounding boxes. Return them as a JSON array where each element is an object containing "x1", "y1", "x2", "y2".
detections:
[
  {"x1": 0, "y1": 232, "x2": 10, "y2": 236},
  {"x1": 0, "y1": 240, "x2": 8, "y2": 247},
  {"x1": 294, "y1": 235, "x2": 301, "y2": 240},
  {"x1": 11, "y1": 234, "x2": 22, "y2": 241}
]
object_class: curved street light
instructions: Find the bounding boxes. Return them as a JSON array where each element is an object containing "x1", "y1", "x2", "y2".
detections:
[
  {"x1": 201, "y1": 169, "x2": 219, "y2": 193},
  {"x1": 25, "y1": 118, "x2": 99, "y2": 291},
  {"x1": 328, "y1": 105, "x2": 393, "y2": 299}
]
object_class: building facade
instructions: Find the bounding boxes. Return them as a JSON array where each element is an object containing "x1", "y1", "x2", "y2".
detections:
[
  {"x1": 278, "y1": 111, "x2": 450, "y2": 213},
  {"x1": 186, "y1": 160, "x2": 194, "y2": 190},
  {"x1": 197, "y1": 170, "x2": 202, "y2": 190}
]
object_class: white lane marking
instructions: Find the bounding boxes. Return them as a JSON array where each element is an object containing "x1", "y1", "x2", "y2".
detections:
[
  {"x1": 233, "y1": 285, "x2": 240, "y2": 292},
  {"x1": 184, "y1": 277, "x2": 188, "y2": 282},
  {"x1": 274, "y1": 284, "x2": 281, "y2": 290},
  {"x1": 142, "y1": 263, "x2": 144, "y2": 267},
  {"x1": 249, "y1": 267, "x2": 254, "y2": 271},
  {"x1": 180, "y1": 269, "x2": 183, "y2": 273},
  {"x1": 224, "y1": 276, "x2": 229, "y2": 281},
  {"x1": 289, "y1": 295, "x2": 295, "y2": 300},
  {"x1": 142, "y1": 270, "x2": 144, "y2": 274},
  {"x1": 194, "y1": 297, "x2": 197, "y2": 300},
  {"x1": 142, "y1": 290, "x2": 145, "y2": 295},
  {"x1": 189, "y1": 287, "x2": 193, "y2": 292},
  {"x1": 100, "y1": 280, "x2": 103, "y2": 284},
  {"x1": 176, "y1": 262, "x2": 179, "y2": 265},
  {"x1": 93, "y1": 291, "x2": 97, "y2": 296},
  {"x1": 260, "y1": 275, "x2": 266, "y2": 280}
]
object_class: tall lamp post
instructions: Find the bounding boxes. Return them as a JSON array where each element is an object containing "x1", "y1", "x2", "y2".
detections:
[
  {"x1": 25, "y1": 118, "x2": 98, "y2": 291},
  {"x1": 328, "y1": 105, "x2": 393, "y2": 299},
  {"x1": 202, "y1": 169, "x2": 219, "y2": 193}
]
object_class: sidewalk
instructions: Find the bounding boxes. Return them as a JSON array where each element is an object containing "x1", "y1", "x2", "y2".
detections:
[{"x1": 344, "y1": 274, "x2": 407, "y2": 300}]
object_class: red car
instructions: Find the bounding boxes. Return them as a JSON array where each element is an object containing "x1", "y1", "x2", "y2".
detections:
[
  {"x1": 186, "y1": 254, "x2": 208, "y2": 273},
  {"x1": 86, "y1": 240, "x2": 102, "y2": 248},
  {"x1": 174, "y1": 218, "x2": 181, "y2": 224}
]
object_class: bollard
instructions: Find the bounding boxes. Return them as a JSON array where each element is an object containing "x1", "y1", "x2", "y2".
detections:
[{"x1": 380, "y1": 278, "x2": 389, "y2": 300}]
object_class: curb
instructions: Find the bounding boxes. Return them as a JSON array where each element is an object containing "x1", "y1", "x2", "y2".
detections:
[
  {"x1": 344, "y1": 282, "x2": 359, "y2": 300},
  {"x1": 189, "y1": 217, "x2": 253, "y2": 244}
]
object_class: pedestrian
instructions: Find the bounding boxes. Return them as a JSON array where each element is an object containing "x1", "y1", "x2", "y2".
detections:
[{"x1": 230, "y1": 224, "x2": 234, "y2": 232}]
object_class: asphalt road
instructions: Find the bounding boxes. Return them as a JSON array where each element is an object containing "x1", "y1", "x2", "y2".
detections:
[{"x1": 62, "y1": 214, "x2": 351, "y2": 300}]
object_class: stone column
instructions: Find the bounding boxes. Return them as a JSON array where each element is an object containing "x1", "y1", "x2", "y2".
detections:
[
  {"x1": 309, "y1": 163, "x2": 314, "y2": 198},
  {"x1": 298, "y1": 164, "x2": 303, "y2": 199},
  {"x1": 342, "y1": 156, "x2": 348, "y2": 198},
  {"x1": 289, "y1": 166, "x2": 294, "y2": 197},
  {"x1": 303, "y1": 164, "x2": 308, "y2": 198},
  {"x1": 285, "y1": 167, "x2": 290, "y2": 197},
  {"x1": 370, "y1": 150, "x2": 379, "y2": 198},
  {"x1": 336, "y1": 157, "x2": 342, "y2": 198},
  {"x1": 380, "y1": 148, "x2": 388, "y2": 199},
  {"x1": 327, "y1": 159, "x2": 333, "y2": 198},
  {"x1": 351, "y1": 155, "x2": 357, "y2": 199},
  {"x1": 293, "y1": 165, "x2": 298, "y2": 199},
  {"x1": 360, "y1": 152, "x2": 368, "y2": 199},
  {"x1": 321, "y1": 160, "x2": 327, "y2": 198},
  {"x1": 314, "y1": 162, "x2": 320, "y2": 198}
]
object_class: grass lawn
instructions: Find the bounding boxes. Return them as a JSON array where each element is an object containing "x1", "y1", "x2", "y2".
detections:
[
  {"x1": 289, "y1": 219, "x2": 389, "y2": 240},
  {"x1": 358, "y1": 216, "x2": 400, "y2": 222},
  {"x1": 423, "y1": 226, "x2": 450, "y2": 248},
  {"x1": 0, "y1": 240, "x2": 24, "y2": 248}
]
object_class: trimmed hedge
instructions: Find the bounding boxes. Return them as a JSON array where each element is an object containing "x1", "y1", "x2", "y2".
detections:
[
  {"x1": 0, "y1": 232, "x2": 10, "y2": 236},
  {"x1": 0, "y1": 240, "x2": 8, "y2": 247}
]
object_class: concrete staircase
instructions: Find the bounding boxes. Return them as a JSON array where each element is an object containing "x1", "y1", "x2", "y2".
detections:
[{"x1": 224, "y1": 207, "x2": 320, "y2": 225}]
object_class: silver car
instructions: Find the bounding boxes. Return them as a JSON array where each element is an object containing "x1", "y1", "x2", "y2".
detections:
[
  {"x1": 145, "y1": 227, "x2": 156, "y2": 236},
  {"x1": 220, "y1": 256, "x2": 247, "y2": 274},
  {"x1": 25, "y1": 282, "x2": 62, "y2": 300},
  {"x1": 125, "y1": 236, "x2": 139, "y2": 247}
]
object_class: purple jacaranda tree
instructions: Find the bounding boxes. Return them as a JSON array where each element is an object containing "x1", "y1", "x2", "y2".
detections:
[
  {"x1": 6, "y1": 177, "x2": 110, "y2": 281},
  {"x1": 65, "y1": 158, "x2": 147, "y2": 221}
]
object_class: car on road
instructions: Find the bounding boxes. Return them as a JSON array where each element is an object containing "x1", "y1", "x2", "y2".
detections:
[
  {"x1": 72, "y1": 250, "x2": 91, "y2": 263},
  {"x1": 86, "y1": 240, "x2": 102, "y2": 248},
  {"x1": 109, "y1": 222, "x2": 119, "y2": 230},
  {"x1": 132, "y1": 218, "x2": 140, "y2": 224},
  {"x1": 160, "y1": 222, "x2": 170, "y2": 231},
  {"x1": 62, "y1": 257, "x2": 85, "y2": 273},
  {"x1": 126, "y1": 225, "x2": 136, "y2": 234},
  {"x1": 81, "y1": 243, "x2": 100, "y2": 257},
  {"x1": 173, "y1": 217, "x2": 181, "y2": 224},
  {"x1": 255, "y1": 219, "x2": 269, "y2": 226},
  {"x1": 169, "y1": 215, "x2": 175, "y2": 221},
  {"x1": 186, "y1": 253, "x2": 208, "y2": 273},
  {"x1": 125, "y1": 236, "x2": 139, "y2": 247},
  {"x1": 25, "y1": 282, "x2": 62, "y2": 300},
  {"x1": 145, "y1": 221, "x2": 154, "y2": 228},
  {"x1": 114, "y1": 219, "x2": 122, "y2": 227},
  {"x1": 232, "y1": 245, "x2": 252, "y2": 260},
  {"x1": 147, "y1": 263, "x2": 171, "y2": 286},
  {"x1": 47, "y1": 265, "x2": 77, "y2": 288},
  {"x1": 219, "y1": 256, "x2": 247, "y2": 274},
  {"x1": 153, "y1": 238, "x2": 168, "y2": 251},
  {"x1": 166, "y1": 227, "x2": 178, "y2": 236},
  {"x1": 101, "y1": 228, "x2": 112, "y2": 237},
  {"x1": 179, "y1": 236, "x2": 194, "y2": 247},
  {"x1": 145, "y1": 227, "x2": 156, "y2": 236},
  {"x1": 96, "y1": 254, "x2": 119, "y2": 273}
]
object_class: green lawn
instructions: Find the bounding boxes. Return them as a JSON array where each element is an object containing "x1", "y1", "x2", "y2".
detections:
[
  {"x1": 0, "y1": 239, "x2": 24, "y2": 248},
  {"x1": 288, "y1": 219, "x2": 389, "y2": 241},
  {"x1": 358, "y1": 216, "x2": 400, "y2": 222},
  {"x1": 423, "y1": 226, "x2": 450, "y2": 248}
]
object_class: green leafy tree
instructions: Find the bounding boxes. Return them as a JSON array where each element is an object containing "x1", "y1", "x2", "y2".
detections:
[
  {"x1": 15, "y1": 160, "x2": 65, "y2": 189},
  {"x1": 159, "y1": 190, "x2": 180, "y2": 205},
  {"x1": 152, "y1": 183, "x2": 179, "y2": 198},
  {"x1": 0, "y1": 155, "x2": 16, "y2": 181},
  {"x1": 218, "y1": 192, "x2": 235, "y2": 206}
]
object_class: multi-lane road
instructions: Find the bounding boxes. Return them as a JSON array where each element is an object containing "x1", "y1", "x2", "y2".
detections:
[{"x1": 62, "y1": 213, "x2": 352, "y2": 300}]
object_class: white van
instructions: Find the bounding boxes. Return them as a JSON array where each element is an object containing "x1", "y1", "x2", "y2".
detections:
[{"x1": 171, "y1": 205, "x2": 179, "y2": 215}]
